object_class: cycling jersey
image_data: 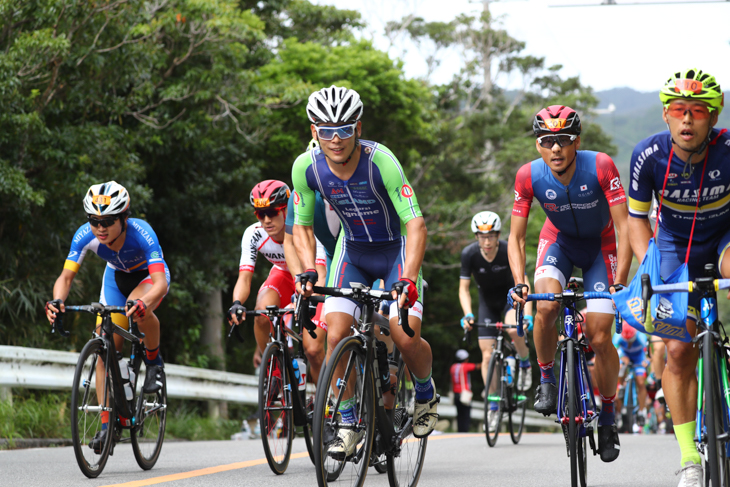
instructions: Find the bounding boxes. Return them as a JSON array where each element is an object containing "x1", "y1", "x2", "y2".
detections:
[
  {"x1": 459, "y1": 241, "x2": 514, "y2": 338},
  {"x1": 239, "y1": 222, "x2": 325, "y2": 273},
  {"x1": 285, "y1": 190, "x2": 340, "y2": 258},
  {"x1": 513, "y1": 151, "x2": 627, "y2": 239},
  {"x1": 628, "y1": 129, "x2": 730, "y2": 242},
  {"x1": 64, "y1": 218, "x2": 167, "y2": 275},
  {"x1": 613, "y1": 332, "x2": 648, "y2": 376},
  {"x1": 291, "y1": 140, "x2": 422, "y2": 243}
]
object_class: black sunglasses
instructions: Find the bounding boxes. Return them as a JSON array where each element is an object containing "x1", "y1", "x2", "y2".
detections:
[
  {"x1": 537, "y1": 134, "x2": 577, "y2": 149},
  {"x1": 254, "y1": 207, "x2": 282, "y2": 219},
  {"x1": 88, "y1": 216, "x2": 119, "y2": 228}
]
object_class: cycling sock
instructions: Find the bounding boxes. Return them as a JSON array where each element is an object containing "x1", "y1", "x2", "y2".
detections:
[
  {"x1": 489, "y1": 401, "x2": 499, "y2": 411},
  {"x1": 518, "y1": 355, "x2": 531, "y2": 368},
  {"x1": 598, "y1": 392, "x2": 616, "y2": 426},
  {"x1": 537, "y1": 360, "x2": 556, "y2": 384},
  {"x1": 414, "y1": 371, "x2": 434, "y2": 401},
  {"x1": 144, "y1": 346, "x2": 163, "y2": 367},
  {"x1": 338, "y1": 397, "x2": 358, "y2": 424},
  {"x1": 101, "y1": 411, "x2": 109, "y2": 430},
  {"x1": 675, "y1": 421, "x2": 702, "y2": 467}
]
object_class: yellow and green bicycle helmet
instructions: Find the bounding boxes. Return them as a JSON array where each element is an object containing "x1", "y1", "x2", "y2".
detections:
[{"x1": 659, "y1": 69, "x2": 724, "y2": 116}]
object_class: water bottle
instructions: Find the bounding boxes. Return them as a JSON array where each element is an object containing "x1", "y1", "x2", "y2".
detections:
[
  {"x1": 119, "y1": 357, "x2": 133, "y2": 401},
  {"x1": 505, "y1": 357, "x2": 516, "y2": 386},
  {"x1": 295, "y1": 357, "x2": 306, "y2": 391}
]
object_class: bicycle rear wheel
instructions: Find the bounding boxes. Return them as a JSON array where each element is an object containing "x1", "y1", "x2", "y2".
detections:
[
  {"x1": 387, "y1": 359, "x2": 427, "y2": 487},
  {"x1": 71, "y1": 339, "x2": 115, "y2": 478},
  {"x1": 259, "y1": 341, "x2": 294, "y2": 475},
  {"x1": 484, "y1": 353, "x2": 504, "y2": 447},
  {"x1": 508, "y1": 364, "x2": 527, "y2": 444},
  {"x1": 131, "y1": 366, "x2": 167, "y2": 470},
  {"x1": 313, "y1": 336, "x2": 375, "y2": 487}
]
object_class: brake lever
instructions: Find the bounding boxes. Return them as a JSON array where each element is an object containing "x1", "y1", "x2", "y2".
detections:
[
  {"x1": 126, "y1": 300, "x2": 145, "y2": 340},
  {"x1": 52, "y1": 312, "x2": 70, "y2": 338},
  {"x1": 393, "y1": 283, "x2": 414, "y2": 338},
  {"x1": 227, "y1": 308, "x2": 245, "y2": 342}
]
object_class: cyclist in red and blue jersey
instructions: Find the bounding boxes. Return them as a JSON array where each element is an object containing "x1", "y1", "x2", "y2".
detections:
[
  {"x1": 613, "y1": 324, "x2": 649, "y2": 429},
  {"x1": 627, "y1": 69, "x2": 730, "y2": 487},
  {"x1": 292, "y1": 86, "x2": 438, "y2": 456},
  {"x1": 508, "y1": 106, "x2": 631, "y2": 463},
  {"x1": 45, "y1": 181, "x2": 170, "y2": 450}
]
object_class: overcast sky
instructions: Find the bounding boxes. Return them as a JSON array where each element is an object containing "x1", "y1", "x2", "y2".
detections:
[{"x1": 312, "y1": 0, "x2": 730, "y2": 93}]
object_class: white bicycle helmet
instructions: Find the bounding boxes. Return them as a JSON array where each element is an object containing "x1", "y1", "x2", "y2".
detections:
[
  {"x1": 83, "y1": 181, "x2": 131, "y2": 216},
  {"x1": 306, "y1": 85, "x2": 364, "y2": 124},
  {"x1": 471, "y1": 211, "x2": 501, "y2": 234}
]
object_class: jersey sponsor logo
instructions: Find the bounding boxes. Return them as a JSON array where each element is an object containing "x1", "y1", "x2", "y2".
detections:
[
  {"x1": 74, "y1": 225, "x2": 92, "y2": 243},
  {"x1": 631, "y1": 143, "x2": 660, "y2": 191},
  {"x1": 67, "y1": 251, "x2": 78, "y2": 259},
  {"x1": 294, "y1": 192, "x2": 300, "y2": 205},
  {"x1": 710, "y1": 169, "x2": 721, "y2": 180},
  {"x1": 609, "y1": 195, "x2": 626, "y2": 204},
  {"x1": 545, "y1": 189, "x2": 557, "y2": 200},
  {"x1": 579, "y1": 190, "x2": 594, "y2": 197},
  {"x1": 546, "y1": 256, "x2": 558, "y2": 265},
  {"x1": 594, "y1": 282, "x2": 605, "y2": 292},
  {"x1": 131, "y1": 221, "x2": 155, "y2": 246},
  {"x1": 492, "y1": 265, "x2": 508, "y2": 272},
  {"x1": 544, "y1": 203, "x2": 558, "y2": 212},
  {"x1": 537, "y1": 239, "x2": 549, "y2": 263},
  {"x1": 580, "y1": 184, "x2": 587, "y2": 191},
  {"x1": 660, "y1": 184, "x2": 730, "y2": 202},
  {"x1": 609, "y1": 177, "x2": 621, "y2": 191},
  {"x1": 514, "y1": 190, "x2": 521, "y2": 202},
  {"x1": 364, "y1": 147, "x2": 372, "y2": 154},
  {"x1": 401, "y1": 185, "x2": 414, "y2": 198},
  {"x1": 331, "y1": 188, "x2": 345, "y2": 195},
  {"x1": 609, "y1": 253, "x2": 618, "y2": 281},
  {"x1": 479, "y1": 268, "x2": 485, "y2": 273},
  {"x1": 668, "y1": 173, "x2": 678, "y2": 179},
  {"x1": 263, "y1": 252, "x2": 286, "y2": 261},
  {"x1": 150, "y1": 251, "x2": 160, "y2": 259},
  {"x1": 342, "y1": 209, "x2": 380, "y2": 218}
]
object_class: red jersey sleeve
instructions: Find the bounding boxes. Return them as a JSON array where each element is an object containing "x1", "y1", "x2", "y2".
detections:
[
  {"x1": 512, "y1": 163, "x2": 534, "y2": 218},
  {"x1": 596, "y1": 153, "x2": 626, "y2": 207}
]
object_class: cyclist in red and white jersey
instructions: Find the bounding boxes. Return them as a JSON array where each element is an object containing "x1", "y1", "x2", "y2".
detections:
[{"x1": 228, "y1": 180, "x2": 326, "y2": 365}]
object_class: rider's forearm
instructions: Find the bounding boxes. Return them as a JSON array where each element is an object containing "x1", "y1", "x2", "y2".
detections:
[
  {"x1": 293, "y1": 224, "x2": 317, "y2": 271},
  {"x1": 283, "y1": 232, "x2": 302, "y2": 279},
  {"x1": 52, "y1": 272, "x2": 74, "y2": 301},
  {"x1": 232, "y1": 272, "x2": 252, "y2": 304},
  {"x1": 508, "y1": 235, "x2": 527, "y2": 285},
  {"x1": 458, "y1": 282, "x2": 472, "y2": 316},
  {"x1": 628, "y1": 216, "x2": 653, "y2": 263},
  {"x1": 613, "y1": 214, "x2": 632, "y2": 285},
  {"x1": 140, "y1": 273, "x2": 167, "y2": 308},
  {"x1": 403, "y1": 217, "x2": 427, "y2": 281}
]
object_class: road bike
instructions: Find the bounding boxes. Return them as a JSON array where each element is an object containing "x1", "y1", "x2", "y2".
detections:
[
  {"x1": 465, "y1": 321, "x2": 528, "y2": 446},
  {"x1": 230, "y1": 303, "x2": 318, "y2": 475},
  {"x1": 302, "y1": 282, "x2": 429, "y2": 487},
  {"x1": 616, "y1": 362, "x2": 640, "y2": 434},
  {"x1": 52, "y1": 302, "x2": 167, "y2": 478},
  {"x1": 516, "y1": 278, "x2": 621, "y2": 487},
  {"x1": 640, "y1": 264, "x2": 730, "y2": 487}
]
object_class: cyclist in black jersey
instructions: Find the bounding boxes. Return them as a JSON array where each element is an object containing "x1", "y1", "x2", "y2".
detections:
[{"x1": 459, "y1": 211, "x2": 533, "y2": 431}]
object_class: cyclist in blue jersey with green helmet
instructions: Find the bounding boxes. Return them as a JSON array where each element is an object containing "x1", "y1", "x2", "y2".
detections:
[
  {"x1": 627, "y1": 69, "x2": 730, "y2": 487},
  {"x1": 292, "y1": 86, "x2": 437, "y2": 456}
]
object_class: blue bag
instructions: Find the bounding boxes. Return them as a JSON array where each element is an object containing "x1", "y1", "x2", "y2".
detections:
[{"x1": 612, "y1": 238, "x2": 691, "y2": 342}]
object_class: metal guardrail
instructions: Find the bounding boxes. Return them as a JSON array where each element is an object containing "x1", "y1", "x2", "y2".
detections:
[{"x1": 0, "y1": 345, "x2": 557, "y2": 428}]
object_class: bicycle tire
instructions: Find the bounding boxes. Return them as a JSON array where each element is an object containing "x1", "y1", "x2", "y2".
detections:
[
  {"x1": 71, "y1": 339, "x2": 115, "y2": 479},
  {"x1": 131, "y1": 366, "x2": 167, "y2": 470},
  {"x1": 508, "y1": 363, "x2": 527, "y2": 444},
  {"x1": 386, "y1": 359, "x2": 427, "y2": 487},
  {"x1": 566, "y1": 344, "x2": 582, "y2": 487},
  {"x1": 259, "y1": 341, "x2": 294, "y2": 475},
  {"x1": 484, "y1": 352, "x2": 504, "y2": 447},
  {"x1": 313, "y1": 336, "x2": 375, "y2": 487},
  {"x1": 301, "y1": 360, "x2": 316, "y2": 466},
  {"x1": 624, "y1": 377, "x2": 635, "y2": 435},
  {"x1": 578, "y1": 435, "x2": 587, "y2": 487},
  {"x1": 703, "y1": 330, "x2": 730, "y2": 487}
]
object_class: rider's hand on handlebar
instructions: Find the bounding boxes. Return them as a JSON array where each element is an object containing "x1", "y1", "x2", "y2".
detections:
[
  {"x1": 391, "y1": 277, "x2": 418, "y2": 309},
  {"x1": 508, "y1": 284, "x2": 528, "y2": 308},
  {"x1": 609, "y1": 283, "x2": 625, "y2": 294},
  {"x1": 45, "y1": 299, "x2": 64, "y2": 324},
  {"x1": 228, "y1": 300, "x2": 246, "y2": 325},
  {"x1": 460, "y1": 313, "x2": 474, "y2": 331},
  {"x1": 295, "y1": 269, "x2": 318, "y2": 298},
  {"x1": 126, "y1": 299, "x2": 147, "y2": 320}
]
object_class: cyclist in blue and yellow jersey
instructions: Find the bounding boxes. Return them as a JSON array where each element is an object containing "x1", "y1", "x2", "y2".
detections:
[
  {"x1": 45, "y1": 181, "x2": 170, "y2": 450},
  {"x1": 627, "y1": 69, "x2": 730, "y2": 487},
  {"x1": 613, "y1": 324, "x2": 649, "y2": 431},
  {"x1": 508, "y1": 105, "x2": 632, "y2": 463},
  {"x1": 292, "y1": 86, "x2": 438, "y2": 457}
]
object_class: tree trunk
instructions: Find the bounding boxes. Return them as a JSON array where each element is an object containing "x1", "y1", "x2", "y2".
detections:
[{"x1": 202, "y1": 288, "x2": 228, "y2": 419}]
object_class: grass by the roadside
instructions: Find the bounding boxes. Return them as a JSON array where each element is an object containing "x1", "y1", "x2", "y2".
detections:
[{"x1": 0, "y1": 391, "x2": 254, "y2": 445}]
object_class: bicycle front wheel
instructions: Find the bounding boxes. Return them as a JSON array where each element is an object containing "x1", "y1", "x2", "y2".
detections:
[
  {"x1": 703, "y1": 330, "x2": 730, "y2": 487},
  {"x1": 508, "y1": 364, "x2": 527, "y2": 444},
  {"x1": 387, "y1": 359, "x2": 427, "y2": 487},
  {"x1": 131, "y1": 366, "x2": 167, "y2": 470},
  {"x1": 313, "y1": 336, "x2": 375, "y2": 487},
  {"x1": 259, "y1": 341, "x2": 294, "y2": 475},
  {"x1": 484, "y1": 352, "x2": 503, "y2": 447},
  {"x1": 71, "y1": 339, "x2": 115, "y2": 478},
  {"x1": 564, "y1": 344, "x2": 585, "y2": 487},
  {"x1": 301, "y1": 359, "x2": 315, "y2": 466}
]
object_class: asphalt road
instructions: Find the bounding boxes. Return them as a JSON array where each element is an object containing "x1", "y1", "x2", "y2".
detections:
[{"x1": 0, "y1": 432, "x2": 680, "y2": 487}]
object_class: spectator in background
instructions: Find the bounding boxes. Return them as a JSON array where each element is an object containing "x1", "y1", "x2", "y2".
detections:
[{"x1": 451, "y1": 349, "x2": 478, "y2": 432}]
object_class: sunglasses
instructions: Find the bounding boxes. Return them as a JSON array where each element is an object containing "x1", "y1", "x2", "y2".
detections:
[
  {"x1": 314, "y1": 122, "x2": 357, "y2": 141},
  {"x1": 88, "y1": 216, "x2": 119, "y2": 228},
  {"x1": 537, "y1": 134, "x2": 578, "y2": 149},
  {"x1": 665, "y1": 103, "x2": 713, "y2": 120},
  {"x1": 254, "y1": 207, "x2": 283, "y2": 219},
  {"x1": 477, "y1": 233, "x2": 499, "y2": 241}
]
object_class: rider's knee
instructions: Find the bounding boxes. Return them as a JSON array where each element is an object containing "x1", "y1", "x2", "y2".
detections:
[
  {"x1": 536, "y1": 301, "x2": 559, "y2": 321},
  {"x1": 665, "y1": 340, "x2": 697, "y2": 369}
]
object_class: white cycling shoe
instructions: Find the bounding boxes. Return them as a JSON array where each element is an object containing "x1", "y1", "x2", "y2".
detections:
[
  {"x1": 676, "y1": 463, "x2": 703, "y2": 487},
  {"x1": 518, "y1": 365, "x2": 533, "y2": 391},
  {"x1": 329, "y1": 427, "x2": 365, "y2": 460},
  {"x1": 412, "y1": 380, "x2": 440, "y2": 438}
]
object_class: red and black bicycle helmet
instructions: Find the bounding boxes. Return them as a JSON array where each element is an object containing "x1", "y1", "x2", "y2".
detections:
[
  {"x1": 250, "y1": 180, "x2": 290, "y2": 209},
  {"x1": 533, "y1": 105, "x2": 582, "y2": 137}
]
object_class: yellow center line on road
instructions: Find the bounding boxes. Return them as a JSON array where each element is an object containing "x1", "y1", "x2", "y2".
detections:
[{"x1": 99, "y1": 433, "x2": 517, "y2": 487}]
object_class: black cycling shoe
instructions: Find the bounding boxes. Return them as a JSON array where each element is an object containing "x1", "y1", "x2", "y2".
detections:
[
  {"x1": 597, "y1": 424, "x2": 621, "y2": 462},
  {"x1": 142, "y1": 365, "x2": 164, "y2": 393},
  {"x1": 534, "y1": 382, "x2": 558, "y2": 415},
  {"x1": 89, "y1": 429, "x2": 107, "y2": 454}
]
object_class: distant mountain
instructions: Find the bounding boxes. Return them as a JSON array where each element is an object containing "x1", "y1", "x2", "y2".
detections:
[{"x1": 593, "y1": 87, "x2": 730, "y2": 181}]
